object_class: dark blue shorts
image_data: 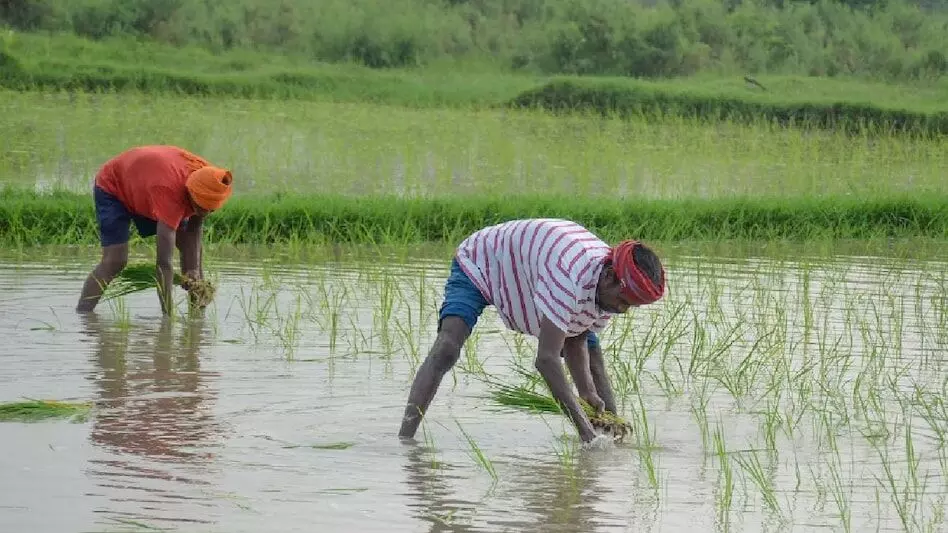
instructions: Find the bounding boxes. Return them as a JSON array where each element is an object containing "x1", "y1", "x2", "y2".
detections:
[
  {"x1": 93, "y1": 186, "x2": 187, "y2": 247},
  {"x1": 438, "y1": 258, "x2": 600, "y2": 351}
]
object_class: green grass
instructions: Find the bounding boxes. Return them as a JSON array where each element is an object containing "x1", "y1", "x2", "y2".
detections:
[
  {"x1": 511, "y1": 76, "x2": 948, "y2": 137},
  {"x1": 3, "y1": 31, "x2": 948, "y2": 133},
  {"x1": 3, "y1": 90, "x2": 946, "y2": 201},
  {"x1": 0, "y1": 399, "x2": 92, "y2": 422},
  {"x1": 1, "y1": 82, "x2": 946, "y2": 247},
  {"x1": 0, "y1": 31, "x2": 539, "y2": 107},
  {"x1": 2, "y1": 187, "x2": 947, "y2": 246}
]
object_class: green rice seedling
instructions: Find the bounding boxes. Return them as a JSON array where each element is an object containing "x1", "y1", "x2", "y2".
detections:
[
  {"x1": 456, "y1": 329, "x2": 486, "y2": 379},
  {"x1": 910, "y1": 385, "x2": 947, "y2": 445},
  {"x1": 733, "y1": 449, "x2": 783, "y2": 520},
  {"x1": 630, "y1": 393, "x2": 661, "y2": 492},
  {"x1": 274, "y1": 291, "x2": 304, "y2": 359},
  {"x1": 394, "y1": 308, "x2": 421, "y2": 369},
  {"x1": 454, "y1": 420, "x2": 498, "y2": 482},
  {"x1": 235, "y1": 284, "x2": 276, "y2": 342},
  {"x1": 712, "y1": 422, "x2": 734, "y2": 531},
  {"x1": 690, "y1": 379, "x2": 715, "y2": 457},
  {"x1": 485, "y1": 372, "x2": 633, "y2": 442},
  {"x1": 101, "y1": 262, "x2": 216, "y2": 305},
  {"x1": 421, "y1": 420, "x2": 442, "y2": 471},
  {"x1": 825, "y1": 447, "x2": 853, "y2": 533},
  {"x1": 0, "y1": 398, "x2": 92, "y2": 422}
]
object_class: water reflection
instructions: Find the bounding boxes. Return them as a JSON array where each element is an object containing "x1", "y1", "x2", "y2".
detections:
[
  {"x1": 78, "y1": 313, "x2": 224, "y2": 529},
  {"x1": 400, "y1": 442, "x2": 612, "y2": 532}
]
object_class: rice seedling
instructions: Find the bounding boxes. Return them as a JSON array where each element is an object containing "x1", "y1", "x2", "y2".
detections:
[
  {"x1": 712, "y1": 422, "x2": 735, "y2": 531},
  {"x1": 101, "y1": 261, "x2": 217, "y2": 313},
  {"x1": 630, "y1": 392, "x2": 661, "y2": 492},
  {"x1": 485, "y1": 375, "x2": 633, "y2": 442},
  {"x1": 0, "y1": 398, "x2": 92, "y2": 422},
  {"x1": 454, "y1": 420, "x2": 498, "y2": 483},
  {"x1": 733, "y1": 448, "x2": 783, "y2": 520}
]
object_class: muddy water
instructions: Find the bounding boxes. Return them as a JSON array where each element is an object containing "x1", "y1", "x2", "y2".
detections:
[{"x1": 0, "y1": 251, "x2": 946, "y2": 533}]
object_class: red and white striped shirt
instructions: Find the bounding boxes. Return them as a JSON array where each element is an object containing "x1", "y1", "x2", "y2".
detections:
[{"x1": 455, "y1": 218, "x2": 613, "y2": 338}]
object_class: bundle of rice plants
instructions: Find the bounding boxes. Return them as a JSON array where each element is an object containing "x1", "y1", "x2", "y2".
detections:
[
  {"x1": 486, "y1": 369, "x2": 633, "y2": 441},
  {"x1": 101, "y1": 262, "x2": 216, "y2": 307},
  {"x1": 0, "y1": 398, "x2": 92, "y2": 423}
]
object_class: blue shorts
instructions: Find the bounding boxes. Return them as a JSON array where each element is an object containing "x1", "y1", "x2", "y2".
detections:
[
  {"x1": 438, "y1": 258, "x2": 600, "y2": 351},
  {"x1": 93, "y1": 185, "x2": 187, "y2": 247}
]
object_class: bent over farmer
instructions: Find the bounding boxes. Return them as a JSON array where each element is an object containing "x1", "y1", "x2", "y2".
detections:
[
  {"x1": 76, "y1": 145, "x2": 234, "y2": 315},
  {"x1": 397, "y1": 218, "x2": 666, "y2": 443}
]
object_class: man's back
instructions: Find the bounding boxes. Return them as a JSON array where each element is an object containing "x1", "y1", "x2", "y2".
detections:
[{"x1": 454, "y1": 219, "x2": 612, "y2": 337}]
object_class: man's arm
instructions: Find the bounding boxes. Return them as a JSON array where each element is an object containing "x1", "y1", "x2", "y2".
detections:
[
  {"x1": 155, "y1": 222, "x2": 177, "y2": 315},
  {"x1": 562, "y1": 333, "x2": 605, "y2": 414},
  {"x1": 588, "y1": 341, "x2": 618, "y2": 414},
  {"x1": 535, "y1": 316, "x2": 597, "y2": 443},
  {"x1": 177, "y1": 215, "x2": 204, "y2": 281}
]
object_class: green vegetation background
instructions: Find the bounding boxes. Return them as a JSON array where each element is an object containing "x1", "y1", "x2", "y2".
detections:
[
  {"x1": 2, "y1": 0, "x2": 948, "y2": 133},
  {"x1": 2, "y1": 0, "x2": 948, "y2": 245}
]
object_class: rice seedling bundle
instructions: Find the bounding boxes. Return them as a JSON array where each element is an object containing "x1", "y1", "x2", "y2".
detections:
[
  {"x1": 490, "y1": 382, "x2": 633, "y2": 441},
  {"x1": 102, "y1": 262, "x2": 216, "y2": 307},
  {"x1": 0, "y1": 399, "x2": 92, "y2": 422}
]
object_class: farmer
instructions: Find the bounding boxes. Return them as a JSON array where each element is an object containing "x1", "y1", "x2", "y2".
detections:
[
  {"x1": 76, "y1": 145, "x2": 233, "y2": 315},
  {"x1": 397, "y1": 218, "x2": 666, "y2": 443}
]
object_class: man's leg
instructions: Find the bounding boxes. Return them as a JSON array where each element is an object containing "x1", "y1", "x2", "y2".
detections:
[
  {"x1": 398, "y1": 259, "x2": 488, "y2": 439},
  {"x1": 77, "y1": 187, "x2": 132, "y2": 312},
  {"x1": 398, "y1": 316, "x2": 471, "y2": 439}
]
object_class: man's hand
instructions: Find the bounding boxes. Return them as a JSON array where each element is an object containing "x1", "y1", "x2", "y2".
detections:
[
  {"x1": 535, "y1": 317, "x2": 597, "y2": 443},
  {"x1": 156, "y1": 222, "x2": 177, "y2": 316},
  {"x1": 179, "y1": 269, "x2": 201, "y2": 290},
  {"x1": 580, "y1": 391, "x2": 606, "y2": 416}
]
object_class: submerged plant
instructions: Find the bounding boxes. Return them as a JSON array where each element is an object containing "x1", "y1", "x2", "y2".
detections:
[{"x1": 0, "y1": 399, "x2": 92, "y2": 422}]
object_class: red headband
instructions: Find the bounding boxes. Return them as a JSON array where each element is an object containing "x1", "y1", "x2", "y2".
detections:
[{"x1": 607, "y1": 240, "x2": 665, "y2": 305}]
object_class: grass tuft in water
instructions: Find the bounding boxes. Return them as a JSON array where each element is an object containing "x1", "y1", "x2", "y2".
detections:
[{"x1": 0, "y1": 399, "x2": 92, "y2": 423}]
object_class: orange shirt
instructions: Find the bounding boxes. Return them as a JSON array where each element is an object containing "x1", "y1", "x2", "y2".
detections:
[{"x1": 95, "y1": 145, "x2": 208, "y2": 230}]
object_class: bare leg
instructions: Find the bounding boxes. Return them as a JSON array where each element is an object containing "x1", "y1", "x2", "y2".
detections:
[
  {"x1": 398, "y1": 316, "x2": 471, "y2": 439},
  {"x1": 76, "y1": 243, "x2": 129, "y2": 312}
]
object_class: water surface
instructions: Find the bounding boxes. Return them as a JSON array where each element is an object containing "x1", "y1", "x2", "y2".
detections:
[{"x1": 1, "y1": 250, "x2": 945, "y2": 532}]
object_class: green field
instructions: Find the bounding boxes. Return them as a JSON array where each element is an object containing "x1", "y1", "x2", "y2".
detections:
[
  {"x1": 3, "y1": 31, "x2": 948, "y2": 135},
  {"x1": 3, "y1": 4, "x2": 948, "y2": 531},
  {"x1": 2, "y1": 86, "x2": 947, "y2": 247}
]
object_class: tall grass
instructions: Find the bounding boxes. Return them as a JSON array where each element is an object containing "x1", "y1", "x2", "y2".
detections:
[{"x1": 2, "y1": 188, "x2": 947, "y2": 247}]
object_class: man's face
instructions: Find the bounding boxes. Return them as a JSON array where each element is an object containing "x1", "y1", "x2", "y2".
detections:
[
  {"x1": 596, "y1": 265, "x2": 637, "y2": 314},
  {"x1": 188, "y1": 194, "x2": 212, "y2": 217}
]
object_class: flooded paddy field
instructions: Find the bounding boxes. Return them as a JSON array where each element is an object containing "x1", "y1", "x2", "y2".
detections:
[{"x1": 1, "y1": 243, "x2": 946, "y2": 533}]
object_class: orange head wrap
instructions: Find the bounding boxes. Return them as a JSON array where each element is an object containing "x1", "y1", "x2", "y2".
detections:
[
  {"x1": 606, "y1": 240, "x2": 666, "y2": 306},
  {"x1": 186, "y1": 166, "x2": 233, "y2": 211}
]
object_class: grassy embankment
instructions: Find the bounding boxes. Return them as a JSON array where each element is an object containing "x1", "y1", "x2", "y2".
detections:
[
  {"x1": 1, "y1": 32, "x2": 948, "y2": 247},
  {"x1": 4, "y1": 187, "x2": 948, "y2": 247},
  {"x1": 3, "y1": 31, "x2": 948, "y2": 134}
]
